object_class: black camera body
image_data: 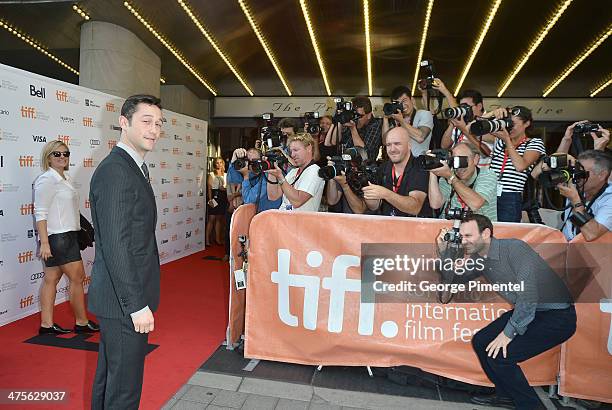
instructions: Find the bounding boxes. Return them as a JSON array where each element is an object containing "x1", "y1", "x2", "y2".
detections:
[
  {"x1": 542, "y1": 153, "x2": 568, "y2": 170},
  {"x1": 539, "y1": 163, "x2": 589, "y2": 189},
  {"x1": 383, "y1": 100, "x2": 403, "y2": 116},
  {"x1": 332, "y1": 98, "x2": 361, "y2": 124},
  {"x1": 444, "y1": 103, "x2": 474, "y2": 122},
  {"x1": 416, "y1": 149, "x2": 469, "y2": 171},
  {"x1": 260, "y1": 113, "x2": 283, "y2": 148},
  {"x1": 443, "y1": 208, "x2": 473, "y2": 245},
  {"x1": 304, "y1": 111, "x2": 320, "y2": 134},
  {"x1": 573, "y1": 122, "x2": 600, "y2": 135},
  {"x1": 469, "y1": 116, "x2": 513, "y2": 136},
  {"x1": 417, "y1": 60, "x2": 436, "y2": 91},
  {"x1": 233, "y1": 157, "x2": 248, "y2": 170},
  {"x1": 250, "y1": 152, "x2": 288, "y2": 175},
  {"x1": 318, "y1": 147, "x2": 378, "y2": 196}
]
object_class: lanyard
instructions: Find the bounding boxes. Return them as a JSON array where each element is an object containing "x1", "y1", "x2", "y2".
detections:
[
  {"x1": 499, "y1": 136, "x2": 528, "y2": 177},
  {"x1": 391, "y1": 165, "x2": 404, "y2": 193},
  {"x1": 445, "y1": 168, "x2": 479, "y2": 215}
]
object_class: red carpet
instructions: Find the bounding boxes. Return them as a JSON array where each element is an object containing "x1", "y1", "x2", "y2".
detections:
[{"x1": 0, "y1": 246, "x2": 229, "y2": 409}]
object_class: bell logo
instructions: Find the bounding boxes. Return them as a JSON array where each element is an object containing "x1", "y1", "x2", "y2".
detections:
[
  {"x1": 271, "y1": 249, "x2": 374, "y2": 334},
  {"x1": 20, "y1": 106, "x2": 36, "y2": 118},
  {"x1": 58, "y1": 135, "x2": 70, "y2": 145},
  {"x1": 106, "y1": 102, "x2": 116, "y2": 112},
  {"x1": 56, "y1": 90, "x2": 68, "y2": 102},
  {"x1": 18, "y1": 251, "x2": 34, "y2": 263},
  {"x1": 83, "y1": 158, "x2": 94, "y2": 167},
  {"x1": 29, "y1": 85, "x2": 46, "y2": 98},
  {"x1": 20, "y1": 203, "x2": 34, "y2": 215},
  {"x1": 108, "y1": 140, "x2": 117, "y2": 149},
  {"x1": 20, "y1": 295, "x2": 35, "y2": 308},
  {"x1": 85, "y1": 200, "x2": 90, "y2": 209},
  {"x1": 83, "y1": 117, "x2": 93, "y2": 127},
  {"x1": 19, "y1": 156, "x2": 34, "y2": 167},
  {"x1": 161, "y1": 192, "x2": 168, "y2": 200}
]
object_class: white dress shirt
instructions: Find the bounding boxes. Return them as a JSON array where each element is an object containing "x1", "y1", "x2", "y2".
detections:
[
  {"x1": 116, "y1": 141, "x2": 152, "y2": 319},
  {"x1": 34, "y1": 168, "x2": 80, "y2": 234}
]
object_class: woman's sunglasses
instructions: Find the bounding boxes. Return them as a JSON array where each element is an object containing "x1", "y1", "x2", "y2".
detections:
[{"x1": 51, "y1": 151, "x2": 70, "y2": 158}]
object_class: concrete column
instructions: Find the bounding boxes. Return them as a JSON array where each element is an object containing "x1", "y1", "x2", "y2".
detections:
[
  {"x1": 79, "y1": 21, "x2": 160, "y2": 98},
  {"x1": 160, "y1": 84, "x2": 210, "y2": 120}
]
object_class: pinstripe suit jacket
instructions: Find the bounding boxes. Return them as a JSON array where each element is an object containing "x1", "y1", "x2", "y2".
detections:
[{"x1": 88, "y1": 146, "x2": 160, "y2": 318}]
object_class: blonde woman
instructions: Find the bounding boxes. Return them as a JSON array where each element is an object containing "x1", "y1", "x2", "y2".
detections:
[
  {"x1": 33, "y1": 140, "x2": 98, "y2": 334},
  {"x1": 206, "y1": 157, "x2": 228, "y2": 246}
]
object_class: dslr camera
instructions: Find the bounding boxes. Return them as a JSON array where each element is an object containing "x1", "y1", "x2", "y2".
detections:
[
  {"x1": 304, "y1": 111, "x2": 320, "y2": 134},
  {"x1": 332, "y1": 97, "x2": 361, "y2": 124},
  {"x1": 444, "y1": 208, "x2": 473, "y2": 246},
  {"x1": 318, "y1": 147, "x2": 379, "y2": 196},
  {"x1": 469, "y1": 106, "x2": 525, "y2": 136},
  {"x1": 383, "y1": 100, "x2": 403, "y2": 116},
  {"x1": 417, "y1": 60, "x2": 436, "y2": 91},
  {"x1": 539, "y1": 154, "x2": 589, "y2": 189},
  {"x1": 416, "y1": 149, "x2": 469, "y2": 171},
  {"x1": 573, "y1": 122, "x2": 600, "y2": 135},
  {"x1": 444, "y1": 103, "x2": 474, "y2": 122},
  {"x1": 260, "y1": 113, "x2": 283, "y2": 148}
]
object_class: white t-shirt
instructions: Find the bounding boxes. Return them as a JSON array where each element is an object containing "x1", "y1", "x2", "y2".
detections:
[
  {"x1": 279, "y1": 164, "x2": 325, "y2": 212},
  {"x1": 403, "y1": 110, "x2": 434, "y2": 157},
  {"x1": 34, "y1": 168, "x2": 80, "y2": 234}
]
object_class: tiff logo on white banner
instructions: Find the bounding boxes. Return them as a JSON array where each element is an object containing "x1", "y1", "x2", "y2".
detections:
[
  {"x1": 271, "y1": 249, "x2": 375, "y2": 335},
  {"x1": 29, "y1": 85, "x2": 45, "y2": 98}
]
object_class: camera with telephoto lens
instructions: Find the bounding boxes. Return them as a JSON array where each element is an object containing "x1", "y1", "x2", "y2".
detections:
[
  {"x1": 417, "y1": 60, "x2": 436, "y2": 91},
  {"x1": 332, "y1": 97, "x2": 361, "y2": 124},
  {"x1": 260, "y1": 113, "x2": 283, "y2": 148},
  {"x1": 416, "y1": 149, "x2": 469, "y2": 171},
  {"x1": 573, "y1": 122, "x2": 600, "y2": 135},
  {"x1": 539, "y1": 160, "x2": 589, "y2": 189},
  {"x1": 443, "y1": 208, "x2": 473, "y2": 246},
  {"x1": 469, "y1": 116, "x2": 513, "y2": 136},
  {"x1": 318, "y1": 147, "x2": 378, "y2": 196},
  {"x1": 304, "y1": 111, "x2": 320, "y2": 134},
  {"x1": 444, "y1": 103, "x2": 474, "y2": 122},
  {"x1": 318, "y1": 147, "x2": 364, "y2": 180},
  {"x1": 383, "y1": 100, "x2": 403, "y2": 116}
]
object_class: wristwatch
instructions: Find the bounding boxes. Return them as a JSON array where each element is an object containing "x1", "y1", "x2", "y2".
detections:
[
  {"x1": 448, "y1": 174, "x2": 457, "y2": 185},
  {"x1": 278, "y1": 178, "x2": 286, "y2": 186}
]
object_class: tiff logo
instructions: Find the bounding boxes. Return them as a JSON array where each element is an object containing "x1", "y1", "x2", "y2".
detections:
[
  {"x1": 271, "y1": 249, "x2": 374, "y2": 334},
  {"x1": 108, "y1": 140, "x2": 117, "y2": 149},
  {"x1": 83, "y1": 275, "x2": 92, "y2": 286},
  {"x1": 85, "y1": 200, "x2": 90, "y2": 209},
  {"x1": 20, "y1": 203, "x2": 34, "y2": 215},
  {"x1": 20, "y1": 295, "x2": 35, "y2": 308},
  {"x1": 20, "y1": 106, "x2": 36, "y2": 118},
  {"x1": 56, "y1": 90, "x2": 68, "y2": 102},
  {"x1": 19, "y1": 156, "x2": 34, "y2": 167},
  {"x1": 83, "y1": 158, "x2": 94, "y2": 167},
  {"x1": 106, "y1": 102, "x2": 116, "y2": 112},
  {"x1": 58, "y1": 135, "x2": 70, "y2": 145},
  {"x1": 83, "y1": 117, "x2": 93, "y2": 127},
  {"x1": 18, "y1": 251, "x2": 34, "y2": 263}
]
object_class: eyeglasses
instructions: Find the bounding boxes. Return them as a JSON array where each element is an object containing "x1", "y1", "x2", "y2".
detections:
[{"x1": 51, "y1": 151, "x2": 70, "y2": 158}]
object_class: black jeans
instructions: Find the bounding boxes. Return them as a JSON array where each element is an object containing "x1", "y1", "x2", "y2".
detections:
[{"x1": 472, "y1": 307, "x2": 576, "y2": 410}]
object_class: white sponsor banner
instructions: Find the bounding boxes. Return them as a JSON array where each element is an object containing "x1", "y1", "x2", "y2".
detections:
[
  {"x1": 0, "y1": 63, "x2": 207, "y2": 327},
  {"x1": 214, "y1": 96, "x2": 612, "y2": 122}
]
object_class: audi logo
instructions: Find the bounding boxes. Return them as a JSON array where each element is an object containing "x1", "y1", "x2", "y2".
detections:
[{"x1": 30, "y1": 272, "x2": 45, "y2": 280}]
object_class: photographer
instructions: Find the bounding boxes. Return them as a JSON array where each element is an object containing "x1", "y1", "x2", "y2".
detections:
[
  {"x1": 487, "y1": 106, "x2": 546, "y2": 222},
  {"x1": 361, "y1": 127, "x2": 430, "y2": 217},
  {"x1": 324, "y1": 147, "x2": 371, "y2": 214},
  {"x1": 436, "y1": 214, "x2": 575, "y2": 409},
  {"x1": 437, "y1": 86, "x2": 494, "y2": 165},
  {"x1": 276, "y1": 117, "x2": 298, "y2": 169},
  {"x1": 325, "y1": 96, "x2": 382, "y2": 162},
  {"x1": 556, "y1": 120, "x2": 610, "y2": 154},
  {"x1": 228, "y1": 147, "x2": 282, "y2": 211},
  {"x1": 382, "y1": 85, "x2": 434, "y2": 157},
  {"x1": 266, "y1": 133, "x2": 325, "y2": 212},
  {"x1": 313, "y1": 115, "x2": 333, "y2": 165},
  {"x1": 532, "y1": 150, "x2": 612, "y2": 241},
  {"x1": 428, "y1": 142, "x2": 498, "y2": 221}
]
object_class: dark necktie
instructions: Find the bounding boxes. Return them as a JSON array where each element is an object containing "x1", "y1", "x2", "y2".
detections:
[{"x1": 141, "y1": 162, "x2": 150, "y2": 183}]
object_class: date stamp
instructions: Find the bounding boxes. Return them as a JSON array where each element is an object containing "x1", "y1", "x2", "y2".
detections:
[{"x1": 0, "y1": 389, "x2": 68, "y2": 404}]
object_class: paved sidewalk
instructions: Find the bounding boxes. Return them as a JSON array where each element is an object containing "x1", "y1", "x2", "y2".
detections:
[{"x1": 161, "y1": 370, "x2": 510, "y2": 409}]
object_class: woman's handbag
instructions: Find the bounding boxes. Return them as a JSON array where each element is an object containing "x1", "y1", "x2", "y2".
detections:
[{"x1": 78, "y1": 213, "x2": 95, "y2": 251}]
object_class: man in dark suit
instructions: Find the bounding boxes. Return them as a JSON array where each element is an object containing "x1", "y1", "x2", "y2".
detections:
[{"x1": 88, "y1": 94, "x2": 163, "y2": 409}]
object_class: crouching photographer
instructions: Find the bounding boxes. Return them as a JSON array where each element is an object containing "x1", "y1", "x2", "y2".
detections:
[
  {"x1": 266, "y1": 133, "x2": 325, "y2": 212},
  {"x1": 322, "y1": 147, "x2": 376, "y2": 214},
  {"x1": 532, "y1": 149, "x2": 612, "y2": 241},
  {"x1": 426, "y1": 142, "x2": 498, "y2": 221},
  {"x1": 228, "y1": 147, "x2": 282, "y2": 212},
  {"x1": 435, "y1": 214, "x2": 575, "y2": 409}
]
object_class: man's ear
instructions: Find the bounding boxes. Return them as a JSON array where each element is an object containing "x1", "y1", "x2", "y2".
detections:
[
  {"x1": 482, "y1": 227, "x2": 491, "y2": 240},
  {"x1": 119, "y1": 115, "x2": 129, "y2": 130}
]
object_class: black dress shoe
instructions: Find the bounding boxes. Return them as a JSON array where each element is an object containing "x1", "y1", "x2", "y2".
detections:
[
  {"x1": 39, "y1": 323, "x2": 71, "y2": 335},
  {"x1": 74, "y1": 320, "x2": 100, "y2": 333},
  {"x1": 471, "y1": 394, "x2": 515, "y2": 409}
]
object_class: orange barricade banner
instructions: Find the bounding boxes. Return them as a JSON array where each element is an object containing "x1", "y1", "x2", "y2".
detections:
[
  {"x1": 244, "y1": 211, "x2": 566, "y2": 386},
  {"x1": 226, "y1": 204, "x2": 257, "y2": 347},
  {"x1": 559, "y1": 232, "x2": 612, "y2": 403}
]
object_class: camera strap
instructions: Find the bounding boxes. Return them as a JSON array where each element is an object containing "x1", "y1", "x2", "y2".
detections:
[
  {"x1": 445, "y1": 169, "x2": 479, "y2": 215},
  {"x1": 498, "y1": 136, "x2": 528, "y2": 180},
  {"x1": 290, "y1": 160, "x2": 316, "y2": 186},
  {"x1": 562, "y1": 183, "x2": 608, "y2": 234}
]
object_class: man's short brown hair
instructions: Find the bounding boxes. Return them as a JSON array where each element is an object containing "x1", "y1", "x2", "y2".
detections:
[{"x1": 351, "y1": 96, "x2": 372, "y2": 114}]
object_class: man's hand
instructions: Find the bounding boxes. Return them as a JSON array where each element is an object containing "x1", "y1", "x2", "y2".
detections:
[
  {"x1": 343, "y1": 120, "x2": 356, "y2": 129},
  {"x1": 493, "y1": 127, "x2": 512, "y2": 147},
  {"x1": 430, "y1": 161, "x2": 453, "y2": 179},
  {"x1": 232, "y1": 148, "x2": 247, "y2": 163},
  {"x1": 132, "y1": 308, "x2": 155, "y2": 334},
  {"x1": 486, "y1": 331, "x2": 512, "y2": 359},
  {"x1": 361, "y1": 182, "x2": 388, "y2": 201},
  {"x1": 562, "y1": 120, "x2": 589, "y2": 143},
  {"x1": 264, "y1": 163, "x2": 284, "y2": 180},
  {"x1": 390, "y1": 111, "x2": 405, "y2": 125},
  {"x1": 557, "y1": 179, "x2": 581, "y2": 204},
  {"x1": 593, "y1": 126, "x2": 610, "y2": 151},
  {"x1": 333, "y1": 172, "x2": 349, "y2": 188},
  {"x1": 450, "y1": 116, "x2": 469, "y2": 135}
]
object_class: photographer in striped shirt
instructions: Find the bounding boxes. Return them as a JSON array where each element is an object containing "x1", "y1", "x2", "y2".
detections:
[{"x1": 485, "y1": 106, "x2": 545, "y2": 222}]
